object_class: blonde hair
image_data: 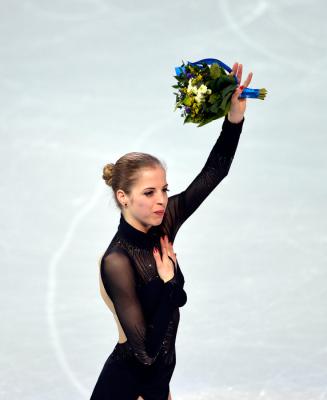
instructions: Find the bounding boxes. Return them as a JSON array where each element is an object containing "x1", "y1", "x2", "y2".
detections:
[{"x1": 102, "y1": 152, "x2": 166, "y2": 209}]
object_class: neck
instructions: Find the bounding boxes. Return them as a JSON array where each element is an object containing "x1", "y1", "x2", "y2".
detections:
[{"x1": 122, "y1": 212, "x2": 152, "y2": 234}]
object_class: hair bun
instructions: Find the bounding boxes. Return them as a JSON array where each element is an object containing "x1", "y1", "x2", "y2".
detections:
[{"x1": 102, "y1": 163, "x2": 115, "y2": 187}]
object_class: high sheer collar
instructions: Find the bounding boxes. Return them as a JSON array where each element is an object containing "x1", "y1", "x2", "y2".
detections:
[{"x1": 117, "y1": 213, "x2": 160, "y2": 249}]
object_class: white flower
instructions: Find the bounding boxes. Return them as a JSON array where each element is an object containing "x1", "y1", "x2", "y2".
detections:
[
  {"x1": 198, "y1": 84, "x2": 208, "y2": 94},
  {"x1": 187, "y1": 80, "x2": 211, "y2": 102},
  {"x1": 198, "y1": 84, "x2": 212, "y2": 95},
  {"x1": 187, "y1": 79, "x2": 198, "y2": 95},
  {"x1": 195, "y1": 93, "x2": 205, "y2": 103}
]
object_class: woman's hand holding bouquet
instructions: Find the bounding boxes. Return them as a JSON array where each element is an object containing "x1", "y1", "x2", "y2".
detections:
[{"x1": 228, "y1": 62, "x2": 253, "y2": 124}]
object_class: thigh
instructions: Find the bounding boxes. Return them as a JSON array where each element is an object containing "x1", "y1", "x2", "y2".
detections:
[{"x1": 90, "y1": 357, "x2": 140, "y2": 400}]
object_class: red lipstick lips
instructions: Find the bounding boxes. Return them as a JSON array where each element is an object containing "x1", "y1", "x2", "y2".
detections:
[{"x1": 154, "y1": 210, "x2": 165, "y2": 215}]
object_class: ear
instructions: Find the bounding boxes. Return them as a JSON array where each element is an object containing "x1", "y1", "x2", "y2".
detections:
[{"x1": 116, "y1": 189, "x2": 128, "y2": 207}]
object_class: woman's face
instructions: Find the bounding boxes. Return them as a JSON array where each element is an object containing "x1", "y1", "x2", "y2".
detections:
[{"x1": 118, "y1": 166, "x2": 169, "y2": 233}]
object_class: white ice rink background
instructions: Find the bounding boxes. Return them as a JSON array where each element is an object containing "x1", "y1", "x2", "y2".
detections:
[{"x1": 1, "y1": 1, "x2": 326, "y2": 399}]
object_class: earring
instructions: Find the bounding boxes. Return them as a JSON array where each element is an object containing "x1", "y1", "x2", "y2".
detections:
[{"x1": 124, "y1": 203, "x2": 127, "y2": 207}]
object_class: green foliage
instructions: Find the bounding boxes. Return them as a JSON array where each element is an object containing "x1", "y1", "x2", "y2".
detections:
[
  {"x1": 209, "y1": 63, "x2": 221, "y2": 79},
  {"x1": 184, "y1": 115, "x2": 193, "y2": 124}
]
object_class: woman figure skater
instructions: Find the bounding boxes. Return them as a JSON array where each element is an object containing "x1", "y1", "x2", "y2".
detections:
[{"x1": 90, "y1": 62, "x2": 253, "y2": 400}]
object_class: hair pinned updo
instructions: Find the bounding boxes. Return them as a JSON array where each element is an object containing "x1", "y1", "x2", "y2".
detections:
[{"x1": 102, "y1": 152, "x2": 166, "y2": 210}]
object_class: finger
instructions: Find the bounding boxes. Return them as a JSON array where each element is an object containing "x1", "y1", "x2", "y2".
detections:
[
  {"x1": 160, "y1": 236, "x2": 168, "y2": 257},
  {"x1": 164, "y1": 235, "x2": 174, "y2": 261},
  {"x1": 169, "y1": 241, "x2": 175, "y2": 252},
  {"x1": 165, "y1": 235, "x2": 172, "y2": 256},
  {"x1": 236, "y1": 63, "x2": 242, "y2": 84},
  {"x1": 168, "y1": 241, "x2": 177, "y2": 263},
  {"x1": 230, "y1": 62, "x2": 238, "y2": 76},
  {"x1": 242, "y1": 71, "x2": 253, "y2": 88},
  {"x1": 231, "y1": 86, "x2": 243, "y2": 101},
  {"x1": 168, "y1": 255, "x2": 176, "y2": 269},
  {"x1": 153, "y1": 247, "x2": 162, "y2": 265}
]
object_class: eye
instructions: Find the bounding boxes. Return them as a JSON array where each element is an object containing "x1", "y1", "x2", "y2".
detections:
[{"x1": 144, "y1": 188, "x2": 170, "y2": 196}]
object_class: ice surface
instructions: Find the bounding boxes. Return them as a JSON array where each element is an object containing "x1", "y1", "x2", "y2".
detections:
[{"x1": 1, "y1": 0, "x2": 326, "y2": 399}]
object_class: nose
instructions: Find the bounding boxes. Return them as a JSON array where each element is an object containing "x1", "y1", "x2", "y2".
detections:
[{"x1": 156, "y1": 191, "x2": 166, "y2": 206}]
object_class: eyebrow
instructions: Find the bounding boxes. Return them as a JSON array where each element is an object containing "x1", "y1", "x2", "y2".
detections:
[{"x1": 143, "y1": 183, "x2": 169, "y2": 190}]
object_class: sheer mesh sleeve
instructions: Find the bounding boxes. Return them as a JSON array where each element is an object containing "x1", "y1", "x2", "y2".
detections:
[
  {"x1": 101, "y1": 249, "x2": 178, "y2": 366},
  {"x1": 164, "y1": 116, "x2": 245, "y2": 240}
]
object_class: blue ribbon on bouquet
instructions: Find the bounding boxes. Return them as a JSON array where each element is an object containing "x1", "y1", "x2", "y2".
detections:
[{"x1": 175, "y1": 58, "x2": 266, "y2": 100}]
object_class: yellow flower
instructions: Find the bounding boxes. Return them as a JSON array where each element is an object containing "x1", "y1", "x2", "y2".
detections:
[
  {"x1": 195, "y1": 74, "x2": 203, "y2": 82},
  {"x1": 193, "y1": 104, "x2": 200, "y2": 114}
]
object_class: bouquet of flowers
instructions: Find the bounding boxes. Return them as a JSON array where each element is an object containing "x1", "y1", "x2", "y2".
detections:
[{"x1": 173, "y1": 58, "x2": 267, "y2": 127}]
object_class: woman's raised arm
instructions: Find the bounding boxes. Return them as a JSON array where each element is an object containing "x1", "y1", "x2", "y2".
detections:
[
  {"x1": 164, "y1": 116, "x2": 244, "y2": 240},
  {"x1": 163, "y1": 62, "x2": 252, "y2": 240}
]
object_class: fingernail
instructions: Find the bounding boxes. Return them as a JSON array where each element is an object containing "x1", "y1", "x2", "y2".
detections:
[
  {"x1": 240, "y1": 85, "x2": 244, "y2": 90},
  {"x1": 153, "y1": 247, "x2": 158, "y2": 253}
]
